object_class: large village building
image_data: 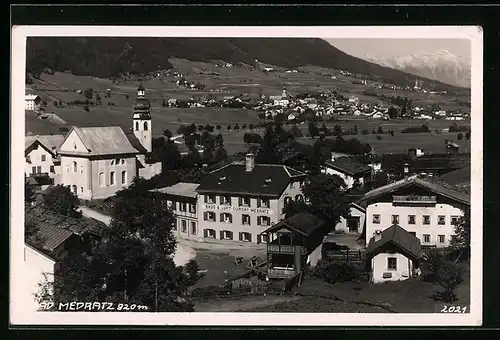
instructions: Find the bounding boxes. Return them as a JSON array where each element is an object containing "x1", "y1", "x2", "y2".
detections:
[
  {"x1": 150, "y1": 182, "x2": 200, "y2": 241},
  {"x1": 195, "y1": 153, "x2": 307, "y2": 244},
  {"x1": 358, "y1": 175, "x2": 470, "y2": 248},
  {"x1": 322, "y1": 154, "x2": 372, "y2": 189},
  {"x1": 58, "y1": 84, "x2": 161, "y2": 200}
]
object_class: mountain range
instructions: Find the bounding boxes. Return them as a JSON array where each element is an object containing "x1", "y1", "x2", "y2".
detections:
[
  {"x1": 26, "y1": 37, "x2": 467, "y2": 93},
  {"x1": 363, "y1": 49, "x2": 471, "y2": 88}
]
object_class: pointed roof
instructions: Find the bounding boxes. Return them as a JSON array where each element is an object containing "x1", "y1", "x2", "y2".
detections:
[
  {"x1": 263, "y1": 211, "x2": 326, "y2": 237},
  {"x1": 366, "y1": 224, "x2": 421, "y2": 260},
  {"x1": 138, "y1": 82, "x2": 145, "y2": 91}
]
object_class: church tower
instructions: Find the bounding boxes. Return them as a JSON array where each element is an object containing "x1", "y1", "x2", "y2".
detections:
[
  {"x1": 282, "y1": 85, "x2": 287, "y2": 98},
  {"x1": 133, "y1": 82, "x2": 152, "y2": 152}
]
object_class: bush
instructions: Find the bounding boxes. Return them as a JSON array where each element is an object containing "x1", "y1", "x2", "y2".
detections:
[
  {"x1": 435, "y1": 261, "x2": 465, "y2": 303},
  {"x1": 312, "y1": 259, "x2": 362, "y2": 284},
  {"x1": 401, "y1": 125, "x2": 430, "y2": 134},
  {"x1": 361, "y1": 129, "x2": 370, "y2": 135},
  {"x1": 457, "y1": 133, "x2": 463, "y2": 140},
  {"x1": 376, "y1": 135, "x2": 382, "y2": 140},
  {"x1": 421, "y1": 251, "x2": 445, "y2": 282}
]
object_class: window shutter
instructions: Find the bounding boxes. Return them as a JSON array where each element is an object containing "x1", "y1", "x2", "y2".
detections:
[
  {"x1": 204, "y1": 195, "x2": 207, "y2": 203},
  {"x1": 241, "y1": 215, "x2": 245, "y2": 224},
  {"x1": 257, "y1": 235, "x2": 261, "y2": 244},
  {"x1": 257, "y1": 198, "x2": 261, "y2": 207},
  {"x1": 239, "y1": 232, "x2": 243, "y2": 241},
  {"x1": 220, "y1": 230, "x2": 224, "y2": 240},
  {"x1": 248, "y1": 216, "x2": 251, "y2": 226},
  {"x1": 204, "y1": 229, "x2": 208, "y2": 237},
  {"x1": 229, "y1": 214, "x2": 232, "y2": 223},
  {"x1": 229, "y1": 231, "x2": 233, "y2": 240},
  {"x1": 220, "y1": 213, "x2": 224, "y2": 222},
  {"x1": 203, "y1": 212, "x2": 207, "y2": 221},
  {"x1": 257, "y1": 216, "x2": 261, "y2": 225},
  {"x1": 238, "y1": 197, "x2": 242, "y2": 206},
  {"x1": 249, "y1": 233, "x2": 252, "y2": 243}
]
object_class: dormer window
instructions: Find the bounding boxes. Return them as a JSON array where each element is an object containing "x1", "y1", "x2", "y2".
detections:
[
  {"x1": 220, "y1": 196, "x2": 231, "y2": 205},
  {"x1": 258, "y1": 198, "x2": 270, "y2": 208},
  {"x1": 239, "y1": 197, "x2": 251, "y2": 207}
]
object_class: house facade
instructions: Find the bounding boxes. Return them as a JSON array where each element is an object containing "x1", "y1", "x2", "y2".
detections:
[
  {"x1": 334, "y1": 202, "x2": 366, "y2": 235},
  {"x1": 25, "y1": 94, "x2": 42, "y2": 112},
  {"x1": 58, "y1": 84, "x2": 161, "y2": 201},
  {"x1": 196, "y1": 154, "x2": 307, "y2": 244},
  {"x1": 25, "y1": 135, "x2": 65, "y2": 183},
  {"x1": 150, "y1": 182, "x2": 200, "y2": 241},
  {"x1": 24, "y1": 244, "x2": 56, "y2": 312},
  {"x1": 359, "y1": 175, "x2": 470, "y2": 248},
  {"x1": 322, "y1": 154, "x2": 372, "y2": 189}
]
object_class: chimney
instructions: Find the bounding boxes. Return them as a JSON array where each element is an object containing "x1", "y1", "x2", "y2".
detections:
[
  {"x1": 374, "y1": 230, "x2": 382, "y2": 242},
  {"x1": 245, "y1": 153, "x2": 255, "y2": 172}
]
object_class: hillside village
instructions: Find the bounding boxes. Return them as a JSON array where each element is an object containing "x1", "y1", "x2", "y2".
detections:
[{"x1": 23, "y1": 46, "x2": 472, "y2": 313}]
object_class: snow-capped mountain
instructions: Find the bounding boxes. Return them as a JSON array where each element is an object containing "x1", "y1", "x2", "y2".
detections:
[{"x1": 364, "y1": 49, "x2": 471, "y2": 88}]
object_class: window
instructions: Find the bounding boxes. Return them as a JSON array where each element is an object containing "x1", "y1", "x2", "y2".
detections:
[
  {"x1": 438, "y1": 216, "x2": 446, "y2": 225},
  {"x1": 423, "y1": 234, "x2": 431, "y2": 243},
  {"x1": 258, "y1": 216, "x2": 271, "y2": 226},
  {"x1": 240, "y1": 232, "x2": 252, "y2": 242},
  {"x1": 120, "y1": 159, "x2": 125, "y2": 165},
  {"x1": 37, "y1": 166, "x2": 42, "y2": 174},
  {"x1": 408, "y1": 215, "x2": 416, "y2": 225},
  {"x1": 135, "y1": 122, "x2": 139, "y2": 131},
  {"x1": 438, "y1": 235, "x2": 446, "y2": 244},
  {"x1": 41, "y1": 155, "x2": 46, "y2": 162},
  {"x1": 189, "y1": 204, "x2": 196, "y2": 214},
  {"x1": 373, "y1": 214, "x2": 381, "y2": 224},
  {"x1": 73, "y1": 161, "x2": 77, "y2": 172},
  {"x1": 239, "y1": 197, "x2": 251, "y2": 207},
  {"x1": 387, "y1": 257, "x2": 397, "y2": 271},
  {"x1": 205, "y1": 195, "x2": 216, "y2": 204},
  {"x1": 50, "y1": 165, "x2": 55, "y2": 173},
  {"x1": 220, "y1": 195, "x2": 231, "y2": 205},
  {"x1": 204, "y1": 229, "x2": 216, "y2": 238},
  {"x1": 191, "y1": 222, "x2": 197, "y2": 235},
  {"x1": 110, "y1": 171, "x2": 115, "y2": 185},
  {"x1": 121, "y1": 171, "x2": 127, "y2": 184},
  {"x1": 80, "y1": 166, "x2": 83, "y2": 174},
  {"x1": 242, "y1": 214, "x2": 251, "y2": 225},
  {"x1": 221, "y1": 230, "x2": 233, "y2": 240},
  {"x1": 179, "y1": 202, "x2": 187, "y2": 212},
  {"x1": 171, "y1": 202, "x2": 177, "y2": 211},
  {"x1": 261, "y1": 233, "x2": 269, "y2": 243},
  {"x1": 111, "y1": 160, "x2": 115, "y2": 165},
  {"x1": 31, "y1": 166, "x2": 36, "y2": 174},
  {"x1": 220, "y1": 213, "x2": 232, "y2": 223},
  {"x1": 144, "y1": 121, "x2": 148, "y2": 131},
  {"x1": 290, "y1": 182, "x2": 295, "y2": 188},
  {"x1": 423, "y1": 215, "x2": 431, "y2": 225},
  {"x1": 391, "y1": 215, "x2": 399, "y2": 224},
  {"x1": 181, "y1": 220, "x2": 187, "y2": 233},
  {"x1": 259, "y1": 198, "x2": 270, "y2": 208},
  {"x1": 80, "y1": 187, "x2": 83, "y2": 193},
  {"x1": 204, "y1": 211, "x2": 216, "y2": 222},
  {"x1": 99, "y1": 172, "x2": 105, "y2": 187},
  {"x1": 451, "y1": 216, "x2": 459, "y2": 225},
  {"x1": 409, "y1": 232, "x2": 417, "y2": 237}
]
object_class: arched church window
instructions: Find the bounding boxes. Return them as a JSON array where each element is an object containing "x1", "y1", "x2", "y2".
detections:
[{"x1": 144, "y1": 121, "x2": 148, "y2": 131}]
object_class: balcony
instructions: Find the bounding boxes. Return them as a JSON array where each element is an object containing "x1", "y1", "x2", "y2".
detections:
[
  {"x1": 267, "y1": 267, "x2": 297, "y2": 279},
  {"x1": 267, "y1": 244, "x2": 306, "y2": 255},
  {"x1": 392, "y1": 195, "x2": 436, "y2": 205}
]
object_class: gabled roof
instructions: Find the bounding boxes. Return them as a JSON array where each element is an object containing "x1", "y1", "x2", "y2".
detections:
[
  {"x1": 61, "y1": 126, "x2": 140, "y2": 156},
  {"x1": 366, "y1": 224, "x2": 421, "y2": 260},
  {"x1": 196, "y1": 163, "x2": 307, "y2": 197},
  {"x1": 24, "y1": 243, "x2": 57, "y2": 263},
  {"x1": 124, "y1": 132, "x2": 148, "y2": 154},
  {"x1": 25, "y1": 94, "x2": 41, "y2": 101},
  {"x1": 263, "y1": 211, "x2": 326, "y2": 237},
  {"x1": 30, "y1": 223, "x2": 75, "y2": 252},
  {"x1": 324, "y1": 156, "x2": 372, "y2": 176},
  {"x1": 25, "y1": 134, "x2": 65, "y2": 156},
  {"x1": 358, "y1": 175, "x2": 470, "y2": 206}
]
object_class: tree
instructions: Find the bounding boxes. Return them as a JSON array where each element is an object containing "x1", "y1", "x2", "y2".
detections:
[
  {"x1": 465, "y1": 131, "x2": 471, "y2": 140},
  {"x1": 377, "y1": 126, "x2": 384, "y2": 134},
  {"x1": 451, "y1": 208, "x2": 471, "y2": 253},
  {"x1": 53, "y1": 101, "x2": 58, "y2": 107},
  {"x1": 215, "y1": 134, "x2": 224, "y2": 147},
  {"x1": 457, "y1": 132, "x2": 464, "y2": 140},
  {"x1": 320, "y1": 123, "x2": 328, "y2": 135},
  {"x1": 162, "y1": 99, "x2": 167, "y2": 107},
  {"x1": 255, "y1": 125, "x2": 282, "y2": 164},
  {"x1": 248, "y1": 124, "x2": 254, "y2": 131},
  {"x1": 95, "y1": 93, "x2": 102, "y2": 101},
  {"x1": 197, "y1": 125, "x2": 204, "y2": 133},
  {"x1": 290, "y1": 125, "x2": 303, "y2": 138},
  {"x1": 83, "y1": 88, "x2": 93, "y2": 100},
  {"x1": 216, "y1": 125, "x2": 222, "y2": 132},
  {"x1": 163, "y1": 129, "x2": 172, "y2": 141},
  {"x1": 353, "y1": 125, "x2": 358, "y2": 134},
  {"x1": 43, "y1": 185, "x2": 81, "y2": 217},
  {"x1": 234, "y1": 124, "x2": 240, "y2": 132},
  {"x1": 376, "y1": 135, "x2": 382, "y2": 140},
  {"x1": 183, "y1": 147, "x2": 202, "y2": 168},
  {"x1": 387, "y1": 106, "x2": 398, "y2": 119},
  {"x1": 436, "y1": 261, "x2": 464, "y2": 303},
  {"x1": 308, "y1": 121, "x2": 319, "y2": 139},
  {"x1": 214, "y1": 146, "x2": 228, "y2": 163},
  {"x1": 84, "y1": 105, "x2": 90, "y2": 112},
  {"x1": 333, "y1": 125, "x2": 343, "y2": 136},
  {"x1": 227, "y1": 125, "x2": 232, "y2": 131},
  {"x1": 242, "y1": 124, "x2": 247, "y2": 130}
]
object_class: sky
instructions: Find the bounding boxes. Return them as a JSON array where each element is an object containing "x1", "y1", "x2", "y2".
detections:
[{"x1": 325, "y1": 38, "x2": 471, "y2": 59}]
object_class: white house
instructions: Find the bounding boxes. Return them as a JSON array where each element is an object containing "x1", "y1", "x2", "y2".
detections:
[
  {"x1": 25, "y1": 135, "x2": 65, "y2": 182},
  {"x1": 366, "y1": 224, "x2": 421, "y2": 283},
  {"x1": 23, "y1": 244, "x2": 56, "y2": 312},
  {"x1": 358, "y1": 175, "x2": 470, "y2": 248},
  {"x1": 25, "y1": 94, "x2": 42, "y2": 112},
  {"x1": 322, "y1": 155, "x2": 372, "y2": 189},
  {"x1": 334, "y1": 202, "x2": 366, "y2": 234},
  {"x1": 58, "y1": 84, "x2": 162, "y2": 201}
]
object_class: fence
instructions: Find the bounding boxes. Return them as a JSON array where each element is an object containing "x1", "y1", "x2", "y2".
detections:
[{"x1": 323, "y1": 249, "x2": 366, "y2": 262}]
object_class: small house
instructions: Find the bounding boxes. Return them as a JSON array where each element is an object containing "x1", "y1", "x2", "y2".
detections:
[
  {"x1": 366, "y1": 224, "x2": 421, "y2": 283},
  {"x1": 25, "y1": 94, "x2": 42, "y2": 112},
  {"x1": 446, "y1": 142, "x2": 460, "y2": 154}
]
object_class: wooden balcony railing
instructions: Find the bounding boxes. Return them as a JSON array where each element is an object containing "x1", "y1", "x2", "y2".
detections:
[
  {"x1": 393, "y1": 195, "x2": 437, "y2": 204},
  {"x1": 267, "y1": 267, "x2": 297, "y2": 279}
]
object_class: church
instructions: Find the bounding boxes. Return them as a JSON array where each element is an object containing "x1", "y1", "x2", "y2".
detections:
[{"x1": 57, "y1": 83, "x2": 162, "y2": 200}]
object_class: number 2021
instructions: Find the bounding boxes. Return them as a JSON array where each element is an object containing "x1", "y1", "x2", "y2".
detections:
[{"x1": 441, "y1": 305, "x2": 467, "y2": 313}]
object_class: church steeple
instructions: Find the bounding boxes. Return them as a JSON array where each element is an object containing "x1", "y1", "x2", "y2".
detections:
[
  {"x1": 282, "y1": 85, "x2": 287, "y2": 98},
  {"x1": 133, "y1": 82, "x2": 152, "y2": 152}
]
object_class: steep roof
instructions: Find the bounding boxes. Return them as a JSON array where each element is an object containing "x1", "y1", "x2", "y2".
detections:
[
  {"x1": 196, "y1": 162, "x2": 307, "y2": 197},
  {"x1": 25, "y1": 134, "x2": 65, "y2": 155},
  {"x1": 62, "y1": 126, "x2": 140, "y2": 156},
  {"x1": 151, "y1": 182, "x2": 200, "y2": 199},
  {"x1": 366, "y1": 224, "x2": 421, "y2": 260},
  {"x1": 31, "y1": 223, "x2": 76, "y2": 252},
  {"x1": 263, "y1": 211, "x2": 326, "y2": 237},
  {"x1": 358, "y1": 175, "x2": 470, "y2": 206},
  {"x1": 25, "y1": 94, "x2": 41, "y2": 101},
  {"x1": 324, "y1": 156, "x2": 372, "y2": 176},
  {"x1": 124, "y1": 132, "x2": 148, "y2": 154}
]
